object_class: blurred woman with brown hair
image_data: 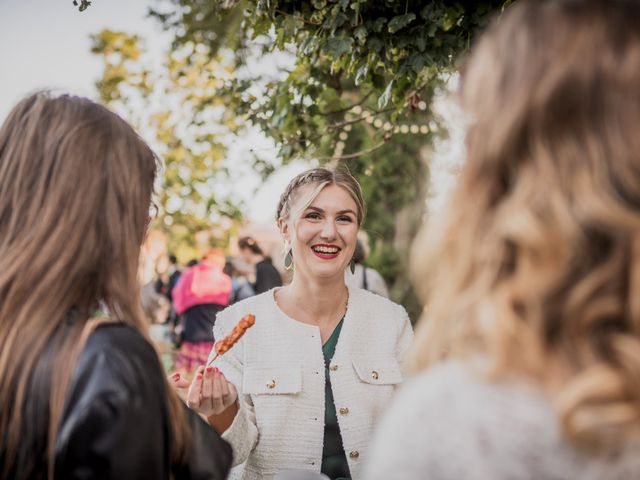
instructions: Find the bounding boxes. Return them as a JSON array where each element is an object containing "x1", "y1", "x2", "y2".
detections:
[
  {"x1": 366, "y1": 1, "x2": 640, "y2": 478},
  {"x1": 0, "y1": 92, "x2": 231, "y2": 479}
]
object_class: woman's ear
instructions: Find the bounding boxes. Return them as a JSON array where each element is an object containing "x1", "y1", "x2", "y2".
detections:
[{"x1": 277, "y1": 217, "x2": 290, "y2": 245}]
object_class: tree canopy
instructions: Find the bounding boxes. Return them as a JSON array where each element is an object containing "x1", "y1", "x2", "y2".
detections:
[
  {"x1": 85, "y1": 0, "x2": 513, "y2": 317},
  {"x1": 91, "y1": 30, "x2": 246, "y2": 261}
]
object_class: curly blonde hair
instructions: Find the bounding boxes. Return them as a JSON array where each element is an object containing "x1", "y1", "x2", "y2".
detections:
[{"x1": 411, "y1": 0, "x2": 640, "y2": 449}]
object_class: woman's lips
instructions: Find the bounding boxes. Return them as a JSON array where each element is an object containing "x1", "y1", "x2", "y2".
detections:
[{"x1": 311, "y1": 244, "x2": 340, "y2": 259}]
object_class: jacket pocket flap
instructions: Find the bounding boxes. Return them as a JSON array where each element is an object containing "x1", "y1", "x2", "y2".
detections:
[
  {"x1": 352, "y1": 356, "x2": 402, "y2": 385},
  {"x1": 243, "y1": 366, "x2": 302, "y2": 394}
]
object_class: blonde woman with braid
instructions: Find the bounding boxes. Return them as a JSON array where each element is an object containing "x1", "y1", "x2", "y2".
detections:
[
  {"x1": 0, "y1": 92, "x2": 231, "y2": 479},
  {"x1": 186, "y1": 168, "x2": 413, "y2": 479},
  {"x1": 365, "y1": 1, "x2": 640, "y2": 478}
]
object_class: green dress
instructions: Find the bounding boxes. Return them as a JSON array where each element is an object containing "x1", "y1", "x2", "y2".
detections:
[{"x1": 320, "y1": 318, "x2": 351, "y2": 480}]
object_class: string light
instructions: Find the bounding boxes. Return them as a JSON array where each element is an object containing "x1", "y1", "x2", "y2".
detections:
[{"x1": 332, "y1": 105, "x2": 436, "y2": 138}]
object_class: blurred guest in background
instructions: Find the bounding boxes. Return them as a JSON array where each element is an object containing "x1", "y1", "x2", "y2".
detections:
[
  {"x1": 238, "y1": 236, "x2": 283, "y2": 293},
  {"x1": 224, "y1": 258, "x2": 256, "y2": 304},
  {"x1": 366, "y1": 1, "x2": 640, "y2": 478},
  {"x1": 344, "y1": 237, "x2": 389, "y2": 298},
  {"x1": 173, "y1": 248, "x2": 232, "y2": 373}
]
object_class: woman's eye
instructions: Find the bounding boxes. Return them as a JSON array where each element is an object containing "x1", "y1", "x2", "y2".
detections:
[
  {"x1": 305, "y1": 212, "x2": 321, "y2": 219},
  {"x1": 337, "y1": 216, "x2": 353, "y2": 223}
]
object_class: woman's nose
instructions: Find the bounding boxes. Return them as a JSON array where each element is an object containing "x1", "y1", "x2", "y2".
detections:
[{"x1": 320, "y1": 220, "x2": 337, "y2": 239}]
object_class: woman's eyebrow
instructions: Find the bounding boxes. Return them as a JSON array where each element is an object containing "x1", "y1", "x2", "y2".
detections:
[{"x1": 306, "y1": 206, "x2": 356, "y2": 216}]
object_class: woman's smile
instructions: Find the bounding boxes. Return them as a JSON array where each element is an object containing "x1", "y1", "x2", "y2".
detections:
[{"x1": 311, "y1": 243, "x2": 341, "y2": 259}]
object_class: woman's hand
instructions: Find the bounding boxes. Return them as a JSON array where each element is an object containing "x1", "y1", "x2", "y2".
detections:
[
  {"x1": 186, "y1": 366, "x2": 238, "y2": 418},
  {"x1": 168, "y1": 371, "x2": 191, "y2": 389}
]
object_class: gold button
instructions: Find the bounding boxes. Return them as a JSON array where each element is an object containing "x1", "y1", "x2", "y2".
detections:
[
  {"x1": 330, "y1": 364, "x2": 338, "y2": 371},
  {"x1": 339, "y1": 407, "x2": 349, "y2": 415},
  {"x1": 349, "y1": 450, "x2": 359, "y2": 459},
  {"x1": 371, "y1": 370, "x2": 379, "y2": 380},
  {"x1": 266, "y1": 380, "x2": 276, "y2": 389}
]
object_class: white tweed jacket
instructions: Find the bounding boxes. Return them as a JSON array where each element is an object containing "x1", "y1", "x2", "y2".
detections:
[{"x1": 211, "y1": 287, "x2": 413, "y2": 480}]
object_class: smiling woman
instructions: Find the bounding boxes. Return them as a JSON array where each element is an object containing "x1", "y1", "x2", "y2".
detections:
[
  {"x1": 282, "y1": 183, "x2": 359, "y2": 283},
  {"x1": 183, "y1": 167, "x2": 413, "y2": 480}
]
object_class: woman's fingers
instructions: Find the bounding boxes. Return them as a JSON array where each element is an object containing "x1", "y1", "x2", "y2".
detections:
[
  {"x1": 184, "y1": 365, "x2": 238, "y2": 416},
  {"x1": 210, "y1": 368, "x2": 227, "y2": 413},
  {"x1": 186, "y1": 367, "x2": 205, "y2": 410},
  {"x1": 202, "y1": 366, "x2": 215, "y2": 410},
  {"x1": 218, "y1": 371, "x2": 238, "y2": 408},
  {"x1": 168, "y1": 371, "x2": 191, "y2": 389},
  {"x1": 219, "y1": 373, "x2": 230, "y2": 398},
  {"x1": 227, "y1": 381, "x2": 238, "y2": 406}
]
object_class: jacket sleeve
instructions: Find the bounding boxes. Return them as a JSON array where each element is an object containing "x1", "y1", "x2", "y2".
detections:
[
  {"x1": 213, "y1": 311, "x2": 260, "y2": 466},
  {"x1": 174, "y1": 404, "x2": 234, "y2": 480},
  {"x1": 55, "y1": 389, "x2": 168, "y2": 480},
  {"x1": 55, "y1": 327, "x2": 233, "y2": 480}
]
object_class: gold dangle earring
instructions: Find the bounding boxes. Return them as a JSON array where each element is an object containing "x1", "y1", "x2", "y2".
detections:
[{"x1": 284, "y1": 249, "x2": 293, "y2": 270}]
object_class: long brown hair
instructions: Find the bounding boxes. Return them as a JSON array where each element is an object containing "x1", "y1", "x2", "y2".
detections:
[
  {"x1": 412, "y1": 0, "x2": 640, "y2": 448},
  {"x1": 0, "y1": 92, "x2": 187, "y2": 479}
]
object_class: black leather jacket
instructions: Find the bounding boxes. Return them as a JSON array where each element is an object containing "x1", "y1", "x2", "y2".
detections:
[{"x1": 53, "y1": 323, "x2": 232, "y2": 479}]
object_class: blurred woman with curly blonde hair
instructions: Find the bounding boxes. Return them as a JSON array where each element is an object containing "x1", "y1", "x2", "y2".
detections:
[{"x1": 366, "y1": 1, "x2": 640, "y2": 478}]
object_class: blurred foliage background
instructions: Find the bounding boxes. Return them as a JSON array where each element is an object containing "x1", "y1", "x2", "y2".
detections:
[{"x1": 89, "y1": 0, "x2": 512, "y2": 320}]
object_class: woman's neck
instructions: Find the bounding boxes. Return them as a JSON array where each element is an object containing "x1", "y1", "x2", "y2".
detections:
[{"x1": 276, "y1": 275, "x2": 348, "y2": 329}]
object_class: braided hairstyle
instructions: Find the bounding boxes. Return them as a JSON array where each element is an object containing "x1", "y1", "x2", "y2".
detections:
[{"x1": 276, "y1": 168, "x2": 366, "y2": 227}]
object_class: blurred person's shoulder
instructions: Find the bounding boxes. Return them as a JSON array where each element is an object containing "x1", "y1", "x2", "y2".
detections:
[
  {"x1": 397, "y1": 360, "x2": 552, "y2": 424},
  {"x1": 367, "y1": 361, "x2": 559, "y2": 479},
  {"x1": 68, "y1": 322, "x2": 164, "y2": 410},
  {"x1": 84, "y1": 322, "x2": 154, "y2": 361}
]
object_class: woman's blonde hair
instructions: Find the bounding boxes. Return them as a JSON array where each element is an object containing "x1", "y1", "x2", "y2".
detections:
[
  {"x1": 0, "y1": 92, "x2": 188, "y2": 479},
  {"x1": 276, "y1": 167, "x2": 366, "y2": 227},
  {"x1": 411, "y1": 0, "x2": 640, "y2": 449}
]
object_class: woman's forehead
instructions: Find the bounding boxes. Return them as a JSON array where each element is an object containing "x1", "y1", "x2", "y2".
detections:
[{"x1": 294, "y1": 183, "x2": 357, "y2": 211}]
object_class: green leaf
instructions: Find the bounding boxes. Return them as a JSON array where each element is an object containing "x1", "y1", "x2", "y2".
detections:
[
  {"x1": 330, "y1": 12, "x2": 348, "y2": 34},
  {"x1": 354, "y1": 26, "x2": 367, "y2": 44},
  {"x1": 378, "y1": 79, "x2": 394, "y2": 109},
  {"x1": 355, "y1": 63, "x2": 369, "y2": 85},
  {"x1": 388, "y1": 13, "x2": 416, "y2": 34},
  {"x1": 371, "y1": 17, "x2": 386, "y2": 33},
  {"x1": 367, "y1": 37, "x2": 384, "y2": 53},
  {"x1": 324, "y1": 37, "x2": 354, "y2": 57},
  {"x1": 407, "y1": 53, "x2": 427, "y2": 73},
  {"x1": 301, "y1": 35, "x2": 319, "y2": 55}
]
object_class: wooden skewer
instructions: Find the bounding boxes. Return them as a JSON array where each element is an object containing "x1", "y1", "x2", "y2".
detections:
[
  {"x1": 206, "y1": 353, "x2": 220, "y2": 368},
  {"x1": 206, "y1": 314, "x2": 256, "y2": 367}
]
